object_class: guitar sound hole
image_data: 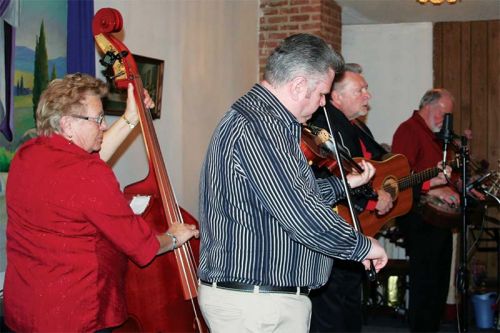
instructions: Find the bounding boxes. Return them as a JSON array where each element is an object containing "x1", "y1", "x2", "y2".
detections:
[{"x1": 383, "y1": 176, "x2": 399, "y2": 200}]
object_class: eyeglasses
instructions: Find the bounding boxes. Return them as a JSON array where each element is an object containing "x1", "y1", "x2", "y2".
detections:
[{"x1": 70, "y1": 113, "x2": 105, "y2": 125}]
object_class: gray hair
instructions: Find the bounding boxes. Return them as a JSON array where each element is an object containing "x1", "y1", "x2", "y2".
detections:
[
  {"x1": 343, "y1": 63, "x2": 363, "y2": 74},
  {"x1": 36, "y1": 73, "x2": 108, "y2": 136},
  {"x1": 418, "y1": 88, "x2": 454, "y2": 109},
  {"x1": 264, "y1": 33, "x2": 344, "y2": 89},
  {"x1": 332, "y1": 62, "x2": 363, "y2": 92}
]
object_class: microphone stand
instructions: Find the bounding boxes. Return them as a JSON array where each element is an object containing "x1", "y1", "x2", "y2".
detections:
[
  {"x1": 438, "y1": 113, "x2": 470, "y2": 331},
  {"x1": 457, "y1": 135, "x2": 470, "y2": 332}
]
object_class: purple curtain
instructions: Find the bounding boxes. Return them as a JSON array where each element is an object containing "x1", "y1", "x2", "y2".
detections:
[
  {"x1": 67, "y1": 0, "x2": 95, "y2": 75},
  {"x1": 1, "y1": 0, "x2": 13, "y2": 141},
  {"x1": 0, "y1": 0, "x2": 9, "y2": 15}
]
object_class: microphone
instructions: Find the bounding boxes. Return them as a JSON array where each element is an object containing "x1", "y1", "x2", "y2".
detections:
[{"x1": 437, "y1": 113, "x2": 455, "y2": 168}]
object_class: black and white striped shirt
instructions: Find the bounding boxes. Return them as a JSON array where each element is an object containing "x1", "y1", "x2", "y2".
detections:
[{"x1": 198, "y1": 84, "x2": 371, "y2": 289}]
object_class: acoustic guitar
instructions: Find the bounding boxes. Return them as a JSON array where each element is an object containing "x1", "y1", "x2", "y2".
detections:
[
  {"x1": 337, "y1": 155, "x2": 457, "y2": 236},
  {"x1": 300, "y1": 124, "x2": 457, "y2": 235}
]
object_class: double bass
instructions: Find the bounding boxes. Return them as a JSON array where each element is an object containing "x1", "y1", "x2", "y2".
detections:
[{"x1": 93, "y1": 8, "x2": 206, "y2": 332}]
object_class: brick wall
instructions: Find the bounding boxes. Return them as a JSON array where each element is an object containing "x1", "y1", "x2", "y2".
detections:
[{"x1": 259, "y1": 0, "x2": 342, "y2": 78}]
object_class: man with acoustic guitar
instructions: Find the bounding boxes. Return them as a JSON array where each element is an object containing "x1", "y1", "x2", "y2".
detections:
[
  {"x1": 308, "y1": 63, "x2": 394, "y2": 332},
  {"x1": 392, "y1": 88, "x2": 460, "y2": 332}
]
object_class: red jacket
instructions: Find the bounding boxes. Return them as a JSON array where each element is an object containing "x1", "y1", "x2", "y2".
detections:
[{"x1": 5, "y1": 134, "x2": 159, "y2": 332}]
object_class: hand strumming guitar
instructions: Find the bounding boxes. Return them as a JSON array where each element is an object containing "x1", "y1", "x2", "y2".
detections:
[{"x1": 375, "y1": 189, "x2": 393, "y2": 215}]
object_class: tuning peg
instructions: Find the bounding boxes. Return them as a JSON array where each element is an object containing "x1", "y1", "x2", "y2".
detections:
[{"x1": 99, "y1": 50, "x2": 129, "y2": 67}]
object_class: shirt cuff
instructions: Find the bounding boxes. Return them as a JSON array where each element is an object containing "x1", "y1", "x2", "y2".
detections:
[
  {"x1": 317, "y1": 176, "x2": 346, "y2": 204},
  {"x1": 349, "y1": 234, "x2": 371, "y2": 262},
  {"x1": 421, "y1": 180, "x2": 431, "y2": 192},
  {"x1": 365, "y1": 200, "x2": 377, "y2": 211}
]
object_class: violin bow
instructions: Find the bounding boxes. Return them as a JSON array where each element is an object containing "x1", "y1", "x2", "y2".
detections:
[{"x1": 320, "y1": 107, "x2": 378, "y2": 281}]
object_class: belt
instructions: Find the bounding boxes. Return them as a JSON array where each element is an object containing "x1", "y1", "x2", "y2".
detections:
[{"x1": 199, "y1": 279, "x2": 310, "y2": 296}]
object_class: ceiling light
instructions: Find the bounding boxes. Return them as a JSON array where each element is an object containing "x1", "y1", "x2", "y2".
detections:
[{"x1": 417, "y1": 0, "x2": 459, "y2": 4}]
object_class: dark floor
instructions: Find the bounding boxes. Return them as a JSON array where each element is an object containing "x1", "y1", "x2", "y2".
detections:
[
  {"x1": 363, "y1": 320, "x2": 498, "y2": 333},
  {"x1": 360, "y1": 259, "x2": 499, "y2": 333},
  {"x1": 1, "y1": 301, "x2": 498, "y2": 332},
  {"x1": 1, "y1": 315, "x2": 498, "y2": 332},
  {"x1": 362, "y1": 306, "x2": 499, "y2": 333}
]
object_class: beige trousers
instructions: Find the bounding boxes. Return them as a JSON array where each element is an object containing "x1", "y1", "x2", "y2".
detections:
[{"x1": 198, "y1": 283, "x2": 311, "y2": 333}]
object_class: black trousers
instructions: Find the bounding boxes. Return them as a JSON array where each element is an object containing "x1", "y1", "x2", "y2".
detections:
[
  {"x1": 309, "y1": 259, "x2": 365, "y2": 332},
  {"x1": 399, "y1": 211, "x2": 453, "y2": 332}
]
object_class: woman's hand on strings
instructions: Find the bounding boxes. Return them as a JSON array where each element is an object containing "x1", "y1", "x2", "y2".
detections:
[
  {"x1": 156, "y1": 223, "x2": 199, "y2": 255},
  {"x1": 123, "y1": 83, "x2": 156, "y2": 126},
  {"x1": 168, "y1": 223, "x2": 200, "y2": 246}
]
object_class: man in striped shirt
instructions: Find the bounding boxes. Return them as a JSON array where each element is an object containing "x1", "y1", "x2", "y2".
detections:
[{"x1": 198, "y1": 34, "x2": 388, "y2": 333}]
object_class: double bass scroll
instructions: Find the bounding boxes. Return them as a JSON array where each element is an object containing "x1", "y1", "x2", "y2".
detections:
[{"x1": 93, "y1": 8, "x2": 206, "y2": 332}]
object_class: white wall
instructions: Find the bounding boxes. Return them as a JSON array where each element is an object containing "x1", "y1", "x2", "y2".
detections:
[
  {"x1": 342, "y1": 22, "x2": 433, "y2": 147},
  {"x1": 90, "y1": 6, "x2": 434, "y2": 218},
  {"x1": 94, "y1": 0, "x2": 259, "y2": 217}
]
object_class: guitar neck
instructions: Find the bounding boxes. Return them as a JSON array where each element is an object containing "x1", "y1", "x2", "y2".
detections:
[
  {"x1": 398, "y1": 167, "x2": 440, "y2": 191},
  {"x1": 398, "y1": 159, "x2": 458, "y2": 191}
]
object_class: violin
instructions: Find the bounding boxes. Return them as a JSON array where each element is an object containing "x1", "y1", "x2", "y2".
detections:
[
  {"x1": 301, "y1": 124, "x2": 376, "y2": 199},
  {"x1": 301, "y1": 123, "x2": 378, "y2": 280},
  {"x1": 302, "y1": 124, "x2": 362, "y2": 171},
  {"x1": 301, "y1": 125, "x2": 338, "y2": 173}
]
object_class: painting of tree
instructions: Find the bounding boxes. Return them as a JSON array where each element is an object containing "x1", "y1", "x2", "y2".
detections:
[
  {"x1": 32, "y1": 20, "x2": 50, "y2": 118},
  {"x1": 0, "y1": 0, "x2": 67, "y2": 278},
  {"x1": 0, "y1": 1, "x2": 67, "y2": 169}
]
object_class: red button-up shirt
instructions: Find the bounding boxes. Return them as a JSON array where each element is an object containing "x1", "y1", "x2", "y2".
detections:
[
  {"x1": 392, "y1": 111, "x2": 444, "y2": 191},
  {"x1": 392, "y1": 111, "x2": 443, "y2": 172},
  {"x1": 5, "y1": 134, "x2": 159, "y2": 332}
]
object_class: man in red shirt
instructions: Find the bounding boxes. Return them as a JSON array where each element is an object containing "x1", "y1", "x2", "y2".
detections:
[{"x1": 392, "y1": 88, "x2": 459, "y2": 332}]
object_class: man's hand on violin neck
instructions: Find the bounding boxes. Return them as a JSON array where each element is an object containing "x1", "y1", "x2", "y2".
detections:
[{"x1": 346, "y1": 160, "x2": 375, "y2": 188}]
